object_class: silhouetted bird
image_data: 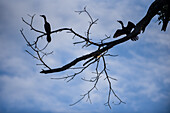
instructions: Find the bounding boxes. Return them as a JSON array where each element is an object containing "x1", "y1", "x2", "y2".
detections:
[
  {"x1": 40, "y1": 15, "x2": 51, "y2": 42},
  {"x1": 113, "y1": 20, "x2": 138, "y2": 41}
]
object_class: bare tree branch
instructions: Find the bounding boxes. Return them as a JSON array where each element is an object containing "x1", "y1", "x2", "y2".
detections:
[
  {"x1": 40, "y1": 0, "x2": 169, "y2": 74},
  {"x1": 21, "y1": 0, "x2": 169, "y2": 108},
  {"x1": 20, "y1": 29, "x2": 51, "y2": 70}
]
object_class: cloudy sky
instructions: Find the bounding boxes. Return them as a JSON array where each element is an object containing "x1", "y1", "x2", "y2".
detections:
[{"x1": 0, "y1": 0, "x2": 170, "y2": 113}]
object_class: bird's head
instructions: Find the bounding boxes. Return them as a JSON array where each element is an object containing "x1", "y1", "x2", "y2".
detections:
[{"x1": 40, "y1": 15, "x2": 46, "y2": 19}]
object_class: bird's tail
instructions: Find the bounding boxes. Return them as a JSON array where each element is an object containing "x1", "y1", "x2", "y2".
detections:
[{"x1": 47, "y1": 34, "x2": 51, "y2": 43}]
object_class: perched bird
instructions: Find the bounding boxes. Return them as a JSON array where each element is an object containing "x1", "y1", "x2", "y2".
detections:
[
  {"x1": 113, "y1": 20, "x2": 138, "y2": 41},
  {"x1": 40, "y1": 15, "x2": 51, "y2": 42}
]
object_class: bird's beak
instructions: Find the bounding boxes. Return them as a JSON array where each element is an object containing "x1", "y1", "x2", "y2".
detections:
[{"x1": 40, "y1": 15, "x2": 43, "y2": 17}]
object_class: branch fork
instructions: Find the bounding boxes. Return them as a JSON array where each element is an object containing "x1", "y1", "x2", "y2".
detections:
[{"x1": 21, "y1": 0, "x2": 169, "y2": 108}]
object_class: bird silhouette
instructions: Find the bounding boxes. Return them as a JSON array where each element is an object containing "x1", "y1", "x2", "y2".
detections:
[
  {"x1": 40, "y1": 15, "x2": 51, "y2": 43},
  {"x1": 113, "y1": 20, "x2": 138, "y2": 41}
]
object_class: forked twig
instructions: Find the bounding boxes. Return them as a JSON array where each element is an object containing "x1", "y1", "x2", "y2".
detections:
[{"x1": 21, "y1": 0, "x2": 168, "y2": 108}]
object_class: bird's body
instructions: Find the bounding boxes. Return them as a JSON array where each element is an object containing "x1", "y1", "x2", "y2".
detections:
[
  {"x1": 44, "y1": 22, "x2": 51, "y2": 42},
  {"x1": 40, "y1": 15, "x2": 51, "y2": 42},
  {"x1": 113, "y1": 20, "x2": 138, "y2": 41},
  {"x1": 113, "y1": 21, "x2": 135, "y2": 38}
]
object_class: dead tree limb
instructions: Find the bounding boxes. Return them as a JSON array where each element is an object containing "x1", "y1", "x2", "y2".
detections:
[
  {"x1": 40, "y1": 0, "x2": 169, "y2": 74},
  {"x1": 21, "y1": 0, "x2": 169, "y2": 108}
]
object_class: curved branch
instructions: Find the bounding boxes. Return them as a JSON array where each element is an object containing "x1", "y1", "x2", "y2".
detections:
[
  {"x1": 20, "y1": 29, "x2": 51, "y2": 70},
  {"x1": 21, "y1": 0, "x2": 169, "y2": 108},
  {"x1": 134, "y1": 0, "x2": 168, "y2": 33},
  {"x1": 22, "y1": 15, "x2": 44, "y2": 34},
  {"x1": 40, "y1": 0, "x2": 168, "y2": 74},
  {"x1": 40, "y1": 36, "x2": 131, "y2": 74}
]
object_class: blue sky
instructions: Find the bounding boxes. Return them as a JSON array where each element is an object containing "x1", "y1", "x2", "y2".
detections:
[{"x1": 0, "y1": 0, "x2": 170, "y2": 113}]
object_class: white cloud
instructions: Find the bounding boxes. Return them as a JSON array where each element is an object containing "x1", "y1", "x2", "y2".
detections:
[
  {"x1": 0, "y1": 74, "x2": 86, "y2": 112},
  {"x1": 0, "y1": 0, "x2": 170, "y2": 112},
  {"x1": 106, "y1": 51, "x2": 170, "y2": 104}
]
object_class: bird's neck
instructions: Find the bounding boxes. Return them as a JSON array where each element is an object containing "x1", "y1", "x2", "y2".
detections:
[
  {"x1": 121, "y1": 23, "x2": 124, "y2": 28},
  {"x1": 43, "y1": 17, "x2": 47, "y2": 22}
]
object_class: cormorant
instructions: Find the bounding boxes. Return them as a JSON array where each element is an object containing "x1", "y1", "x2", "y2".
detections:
[
  {"x1": 113, "y1": 20, "x2": 138, "y2": 41},
  {"x1": 40, "y1": 15, "x2": 51, "y2": 42}
]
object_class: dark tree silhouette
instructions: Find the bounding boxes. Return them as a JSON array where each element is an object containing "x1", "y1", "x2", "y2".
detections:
[{"x1": 21, "y1": 0, "x2": 169, "y2": 109}]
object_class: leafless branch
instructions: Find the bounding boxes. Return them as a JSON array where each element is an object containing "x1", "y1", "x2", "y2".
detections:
[
  {"x1": 102, "y1": 56, "x2": 125, "y2": 109},
  {"x1": 40, "y1": 0, "x2": 169, "y2": 74},
  {"x1": 22, "y1": 15, "x2": 44, "y2": 34},
  {"x1": 20, "y1": 29, "x2": 51, "y2": 70},
  {"x1": 75, "y1": 6, "x2": 99, "y2": 47},
  {"x1": 21, "y1": 0, "x2": 169, "y2": 108}
]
